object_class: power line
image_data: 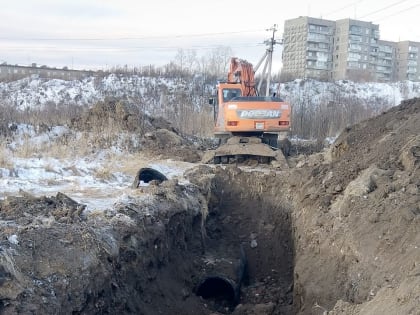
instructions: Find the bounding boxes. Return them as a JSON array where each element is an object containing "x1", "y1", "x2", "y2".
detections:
[
  {"x1": 0, "y1": 29, "x2": 265, "y2": 42},
  {"x1": 358, "y1": 0, "x2": 411, "y2": 19},
  {"x1": 0, "y1": 43, "x2": 265, "y2": 53},
  {"x1": 372, "y1": 3, "x2": 420, "y2": 21},
  {"x1": 323, "y1": 0, "x2": 364, "y2": 17}
]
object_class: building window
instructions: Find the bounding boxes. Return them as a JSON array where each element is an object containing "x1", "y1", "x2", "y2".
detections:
[{"x1": 409, "y1": 46, "x2": 418, "y2": 53}]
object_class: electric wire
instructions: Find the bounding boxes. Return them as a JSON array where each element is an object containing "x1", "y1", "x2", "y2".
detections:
[
  {"x1": 370, "y1": 3, "x2": 420, "y2": 22},
  {"x1": 323, "y1": 0, "x2": 364, "y2": 17},
  {"x1": 358, "y1": 0, "x2": 412, "y2": 19},
  {"x1": 0, "y1": 29, "x2": 266, "y2": 42}
]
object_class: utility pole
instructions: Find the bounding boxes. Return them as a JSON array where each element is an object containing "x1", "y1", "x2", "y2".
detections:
[{"x1": 254, "y1": 24, "x2": 281, "y2": 96}]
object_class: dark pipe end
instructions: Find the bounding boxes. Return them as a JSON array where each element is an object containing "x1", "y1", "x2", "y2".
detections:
[
  {"x1": 196, "y1": 276, "x2": 237, "y2": 309},
  {"x1": 132, "y1": 167, "x2": 168, "y2": 188}
]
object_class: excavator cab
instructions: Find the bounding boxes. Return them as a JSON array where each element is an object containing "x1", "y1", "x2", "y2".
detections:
[{"x1": 223, "y1": 88, "x2": 241, "y2": 102}]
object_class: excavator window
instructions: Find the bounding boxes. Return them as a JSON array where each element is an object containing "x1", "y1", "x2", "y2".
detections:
[{"x1": 222, "y1": 89, "x2": 241, "y2": 102}]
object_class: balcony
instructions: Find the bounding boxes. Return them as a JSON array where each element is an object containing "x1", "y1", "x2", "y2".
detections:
[
  {"x1": 307, "y1": 46, "x2": 330, "y2": 52},
  {"x1": 308, "y1": 25, "x2": 333, "y2": 35},
  {"x1": 307, "y1": 33, "x2": 331, "y2": 44},
  {"x1": 349, "y1": 27, "x2": 362, "y2": 35},
  {"x1": 311, "y1": 64, "x2": 330, "y2": 70},
  {"x1": 376, "y1": 66, "x2": 392, "y2": 73},
  {"x1": 379, "y1": 46, "x2": 393, "y2": 53},
  {"x1": 348, "y1": 35, "x2": 363, "y2": 43},
  {"x1": 349, "y1": 44, "x2": 363, "y2": 52},
  {"x1": 409, "y1": 46, "x2": 419, "y2": 53}
]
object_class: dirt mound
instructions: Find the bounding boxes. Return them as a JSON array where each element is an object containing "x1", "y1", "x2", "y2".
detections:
[
  {"x1": 290, "y1": 98, "x2": 420, "y2": 314},
  {"x1": 141, "y1": 128, "x2": 201, "y2": 162},
  {"x1": 71, "y1": 97, "x2": 143, "y2": 132},
  {"x1": 0, "y1": 184, "x2": 209, "y2": 315},
  {"x1": 70, "y1": 97, "x2": 202, "y2": 162}
]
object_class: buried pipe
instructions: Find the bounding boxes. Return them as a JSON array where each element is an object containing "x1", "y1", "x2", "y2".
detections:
[
  {"x1": 196, "y1": 245, "x2": 247, "y2": 311},
  {"x1": 132, "y1": 167, "x2": 167, "y2": 188}
]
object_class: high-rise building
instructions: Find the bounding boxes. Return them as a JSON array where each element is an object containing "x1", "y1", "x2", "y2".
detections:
[
  {"x1": 282, "y1": 17, "x2": 335, "y2": 81},
  {"x1": 395, "y1": 41, "x2": 420, "y2": 81},
  {"x1": 376, "y1": 40, "x2": 397, "y2": 82},
  {"x1": 281, "y1": 16, "x2": 420, "y2": 82},
  {"x1": 333, "y1": 19, "x2": 379, "y2": 81}
]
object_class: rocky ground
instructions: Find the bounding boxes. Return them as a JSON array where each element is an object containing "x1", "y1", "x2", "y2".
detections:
[{"x1": 0, "y1": 98, "x2": 419, "y2": 314}]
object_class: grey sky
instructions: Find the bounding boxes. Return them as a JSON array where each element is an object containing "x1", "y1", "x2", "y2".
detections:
[{"x1": 1, "y1": 0, "x2": 419, "y2": 72}]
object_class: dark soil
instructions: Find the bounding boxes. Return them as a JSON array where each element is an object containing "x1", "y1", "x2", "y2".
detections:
[{"x1": 0, "y1": 98, "x2": 419, "y2": 315}]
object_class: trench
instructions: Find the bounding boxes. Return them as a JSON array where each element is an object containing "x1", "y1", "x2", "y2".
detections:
[
  {"x1": 126, "y1": 167, "x2": 296, "y2": 314},
  {"x1": 22, "y1": 167, "x2": 296, "y2": 315},
  {"x1": 192, "y1": 168, "x2": 295, "y2": 314}
]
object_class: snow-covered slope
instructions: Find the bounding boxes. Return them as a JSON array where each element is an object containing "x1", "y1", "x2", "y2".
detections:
[
  {"x1": 277, "y1": 79, "x2": 420, "y2": 110},
  {"x1": 1, "y1": 74, "x2": 420, "y2": 112}
]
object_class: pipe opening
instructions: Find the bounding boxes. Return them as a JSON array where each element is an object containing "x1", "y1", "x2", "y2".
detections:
[
  {"x1": 132, "y1": 167, "x2": 167, "y2": 187},
  {"x1": 196, "y1": 276, "x2": 236, "y2": 309}
]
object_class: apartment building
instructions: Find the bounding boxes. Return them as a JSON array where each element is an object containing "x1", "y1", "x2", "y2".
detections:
[
  {"x1": 282, "y1": 17, "x2": 335, "y2": 81},
  {"x1": 395, "y1": 41, "x2": 420, "y2": 81},
  {"x1": 376, "y1": 40, "x2": 397, "y2": 82},
  {"x1": 282, "y1": 16, "x2": 420, "y2": 82},
  {"x1": 333, "y1": 19, "x2": 379, "y2": 81}
]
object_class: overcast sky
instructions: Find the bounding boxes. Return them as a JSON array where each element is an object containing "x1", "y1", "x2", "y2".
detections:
[{"x1": 1, "y1": 0, "x2": 419, "y2": 72}]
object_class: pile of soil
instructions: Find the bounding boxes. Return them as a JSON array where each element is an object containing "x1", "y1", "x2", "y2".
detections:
[
  {"x1": 0, "y1": 98, "x2": 418, "y2": 315},
  {"x1": 70, "y1": 97, "x2": 202, "y2": 162},
  {"x1": 0, "y1": 181, "x2": 209, "y2": 314},
  {"x1": 290, "y1": 98, "x2": 419, "y2": 314}
]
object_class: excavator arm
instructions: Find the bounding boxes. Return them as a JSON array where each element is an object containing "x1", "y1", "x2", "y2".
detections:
[{"x1": 227, "y1": 58, "x2": 257, "y2": 97}]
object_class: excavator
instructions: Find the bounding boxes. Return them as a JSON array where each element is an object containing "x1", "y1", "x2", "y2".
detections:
[{"x1": 206, "y1": 25, "x2": 291, "y2": 165}]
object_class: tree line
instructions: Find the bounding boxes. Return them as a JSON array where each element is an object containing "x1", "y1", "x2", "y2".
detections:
[{"x1": 0, "y1": 46, "x2": 398, "y2": 145}]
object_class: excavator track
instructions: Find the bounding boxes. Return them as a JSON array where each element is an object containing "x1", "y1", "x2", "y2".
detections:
[{"x1": 209, "y1": 136, "x2": 286, "y2": 166}]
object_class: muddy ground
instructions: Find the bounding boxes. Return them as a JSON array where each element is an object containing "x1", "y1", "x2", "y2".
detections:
[{"x1": 0, "y1": 98, "x2": 419, "y2": 314}]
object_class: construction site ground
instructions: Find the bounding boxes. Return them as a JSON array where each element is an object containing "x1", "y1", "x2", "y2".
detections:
[{"x1": 0, "y1": 98, "x2": 419, "y2": 314}]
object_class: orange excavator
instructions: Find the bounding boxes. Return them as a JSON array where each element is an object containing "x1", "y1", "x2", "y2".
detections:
[{"x1": 207, "y1": 26, "x2": 291, "y2": 164}]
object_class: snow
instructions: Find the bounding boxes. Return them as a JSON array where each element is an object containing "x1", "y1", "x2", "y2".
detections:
[
  {"x1": 1, "y1": 75, "x2": 420, "y2": 113},
  {"x1": 1, "y1": 74, "x2": 420, "y2": 213},
  {"x1": 7, "y1": 234, "x2": 19, "y2": 245},
  {"x1": 0, "y1": 152, "x2": 194, "y2": 212},
  {"x1": 275, "y1": 79, "x2": 420, "y2": 109},
  {"x1": 0, "y1": 125, "x2": 197, "y2": 212}
]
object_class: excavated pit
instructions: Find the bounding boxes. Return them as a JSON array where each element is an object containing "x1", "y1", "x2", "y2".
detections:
[
  {"x1": 187, "y1": 165, "x2": 295, "y2": 314},
  {"x1": 0, "y1": 166, "x2": 295, "y2": 315}
]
